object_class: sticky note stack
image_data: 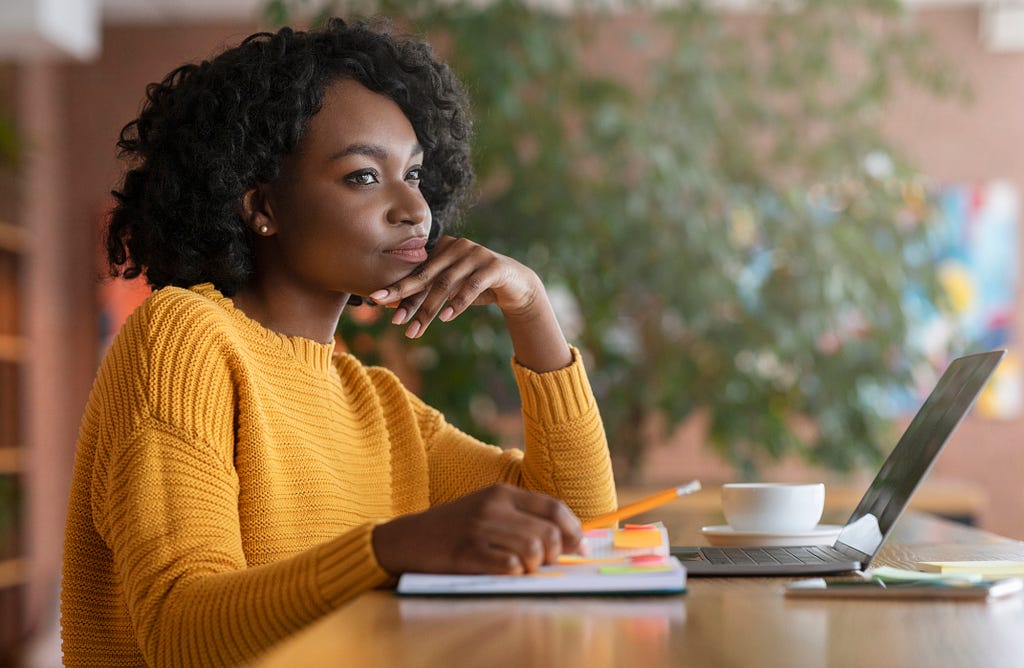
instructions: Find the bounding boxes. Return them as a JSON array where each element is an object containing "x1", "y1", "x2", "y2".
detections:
[
  {"x1": 612, "y1": 524, "x2": 667, "y2": 550},
  {"x1": 566, "y1": 523, "x2": 674, "y2": 575},
  {"x1": 577, "y1": 522, "x2": 670, "y2": 558},
  {"x1": 396, "y1": 521, "x2": 687, "y2": 595},
  {"x1": 916, "y1": 561, "x2": 1024, "y2": 578}
]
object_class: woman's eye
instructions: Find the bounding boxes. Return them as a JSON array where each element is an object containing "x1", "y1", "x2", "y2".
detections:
[
  {"x1": 345, "y1": 170, "x2": 379, "y2": 186},
  {"x1": 406, "y1": 167, "x2": 423, "y2": 183}
]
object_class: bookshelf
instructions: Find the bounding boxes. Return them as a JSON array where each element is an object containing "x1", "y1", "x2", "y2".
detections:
[
  {"x1": 0, "y1": 63, "x2": 23, "y2": 660},
  {"x1": 0, "y1": 214, "x2": 24, "y2": 655},
  {"x1": 0, "y1": 217, "x2": 23, "y2": 658}
]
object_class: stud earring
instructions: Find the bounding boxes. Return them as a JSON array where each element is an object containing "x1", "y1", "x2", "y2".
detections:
[{"x1": 258, "y1": 225, "x2": 269, "y2": 234}]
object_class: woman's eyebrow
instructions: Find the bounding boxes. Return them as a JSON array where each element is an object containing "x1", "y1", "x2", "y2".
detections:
[{"x1": 328, "y1": 142, "x2": 424, "y2": 162}]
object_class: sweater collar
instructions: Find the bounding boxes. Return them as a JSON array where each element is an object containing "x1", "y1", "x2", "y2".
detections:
[{"x1": 190, "y1": 283, "x2": 337, "y2": 374}]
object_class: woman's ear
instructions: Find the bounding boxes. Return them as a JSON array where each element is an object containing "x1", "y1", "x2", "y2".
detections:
[{"x1": 242, "y1": 186, "x2": 276, "y2": 237}]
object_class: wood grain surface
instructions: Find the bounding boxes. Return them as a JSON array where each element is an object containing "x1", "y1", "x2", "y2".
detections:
[{"x1": 250, "y1": 507, "x2": 1024, "y2": 668}]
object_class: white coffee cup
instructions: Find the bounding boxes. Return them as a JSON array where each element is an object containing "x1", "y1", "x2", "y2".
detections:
[{"x1": 721, "y1": 482, "x2": 825, "y2": 534}]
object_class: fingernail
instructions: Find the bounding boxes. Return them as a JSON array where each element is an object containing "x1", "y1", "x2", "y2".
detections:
[
  {"x1": 391, "y1": 308, "x2": 407, "y2": 325},
  {"x1": 439, "y1": 306, "x2": 455, "y2": 322},
  {"x1": 405, "y1": 320, "x2": 421, "y2": 338},
  {"x1": 369, "y1": 289, "x2": 389, "y2": 301}
]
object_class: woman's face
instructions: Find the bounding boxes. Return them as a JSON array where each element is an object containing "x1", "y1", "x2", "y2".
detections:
[{"x1": 258, "y1": 78, "x2": 432, "y2": 300}]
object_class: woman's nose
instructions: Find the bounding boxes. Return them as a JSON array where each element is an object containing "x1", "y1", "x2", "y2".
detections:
[{"x1": 387, "y1": 183, "x2": 431, "y2": 227}]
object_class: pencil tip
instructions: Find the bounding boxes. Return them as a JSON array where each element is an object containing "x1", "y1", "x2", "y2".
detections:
[{"x1": 677, "y1": 480, "x2": 702, "y2": 495}]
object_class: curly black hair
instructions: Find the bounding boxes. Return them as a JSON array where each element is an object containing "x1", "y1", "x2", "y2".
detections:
[{"x1": 107, "y1": 18, "x2": 474, "y2": 297}]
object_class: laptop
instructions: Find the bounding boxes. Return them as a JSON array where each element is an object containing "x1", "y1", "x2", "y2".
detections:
[{"x1": 671, "y1": 349, "x2": 1005, "y2": 576}]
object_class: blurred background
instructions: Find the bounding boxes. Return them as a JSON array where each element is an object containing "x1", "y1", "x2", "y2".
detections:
[{"x1": 2, "y1": 0, "x2": 1023, "y2": 664}]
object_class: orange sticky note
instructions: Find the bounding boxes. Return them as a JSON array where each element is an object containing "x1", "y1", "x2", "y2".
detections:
[{"x1": 612, "y1": 528, "x2": 663, "y2": 550}]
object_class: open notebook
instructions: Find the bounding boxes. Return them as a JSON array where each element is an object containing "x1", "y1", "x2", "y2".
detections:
[{"x1": 396, "y1": 523, "x2": 686, "y2": 596}]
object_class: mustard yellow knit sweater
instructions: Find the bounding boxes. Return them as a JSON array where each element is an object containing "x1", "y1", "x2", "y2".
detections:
[{"x1": 60, "y1": 283, "x2": 617, "y2": 667}]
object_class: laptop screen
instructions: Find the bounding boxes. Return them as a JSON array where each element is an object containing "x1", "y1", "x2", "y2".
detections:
[{"x1": 835, "y1": 350, "x2": 1005, "y2": 561}]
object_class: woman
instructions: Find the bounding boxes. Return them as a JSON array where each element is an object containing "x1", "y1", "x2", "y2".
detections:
[{"x1": 61, "y1": 18, "x2": 616, "y2": 667}]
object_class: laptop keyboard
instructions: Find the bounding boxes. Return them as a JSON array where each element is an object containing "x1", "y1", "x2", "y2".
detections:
[{"x1": 700, "y1": 545, "x2": 847, "y2": 566}]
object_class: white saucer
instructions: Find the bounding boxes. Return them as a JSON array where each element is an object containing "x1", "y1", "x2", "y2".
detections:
[{"x1": 700, "y1": 524, "x2": 843, "y2": 547}]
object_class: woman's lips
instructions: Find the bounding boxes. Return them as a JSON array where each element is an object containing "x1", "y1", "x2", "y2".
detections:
[{"x1": 384, "y1": 237, "x2": 428, "y2": 263}]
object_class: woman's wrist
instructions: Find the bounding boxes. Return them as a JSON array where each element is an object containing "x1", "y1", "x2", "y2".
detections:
[
  {"x1": 497, "y1": 269, "x2": 545, "y2": 322},
  {"x1": 371, "y1": 517, "x2": 410, "y2": 576},
  {"x1": 503, "y1": 287, "x2": 572, "y2": 372}
]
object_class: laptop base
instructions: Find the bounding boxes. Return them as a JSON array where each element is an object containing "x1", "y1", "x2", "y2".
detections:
[{"x1": 672, "y1": 545, "x2": 862, "y2": 576}]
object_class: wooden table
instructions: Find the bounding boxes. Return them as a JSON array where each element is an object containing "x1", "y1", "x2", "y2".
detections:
[{"x1": 250, "y1": 509, "x2": 1024, "y2": 668}]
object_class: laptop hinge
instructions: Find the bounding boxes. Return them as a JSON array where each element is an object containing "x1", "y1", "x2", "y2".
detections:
[{"x1": 833, "y1": 541, "x2": 872, "y2": 563}]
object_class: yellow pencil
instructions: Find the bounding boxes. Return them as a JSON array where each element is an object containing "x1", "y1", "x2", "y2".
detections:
[{"x1": 582, "y1": 479, "x2": 702, "y2": 531}]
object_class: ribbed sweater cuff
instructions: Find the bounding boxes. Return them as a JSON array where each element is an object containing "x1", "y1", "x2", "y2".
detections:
[
  {"x1": 315, "y1": 522, "x2": 391, "y2": 608},
  {"x1": 512, "y1": 346, "x2": 595, "y2": 426}
]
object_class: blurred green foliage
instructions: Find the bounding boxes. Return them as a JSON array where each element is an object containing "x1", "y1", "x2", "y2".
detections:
[
  {"x1": 0, "y1": 66, "x2": 17, "y2": 170},
  {"x1": 268, "y1": 0, "x2": 966, "y2": 479}
]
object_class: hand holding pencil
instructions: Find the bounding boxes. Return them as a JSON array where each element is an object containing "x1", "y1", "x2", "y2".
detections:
[{"x1": 582, "y1": 479, "x2": 702, "y2": 531}]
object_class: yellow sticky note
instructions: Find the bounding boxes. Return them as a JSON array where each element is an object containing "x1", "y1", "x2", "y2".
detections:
[
  {"x1": 556, "y1": 555, "x2": 627, "y2": 565},
  {"x1": 916, "y1": 561, "x2": 1024, "y2": 577},
  {"x1": 612, "y1": 528, "x2": 663, "y2": 550}
]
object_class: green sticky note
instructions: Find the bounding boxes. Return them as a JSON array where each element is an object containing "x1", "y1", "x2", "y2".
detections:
[{"x1": 867, "y1": 566, "x2": 982, "y2": 584}]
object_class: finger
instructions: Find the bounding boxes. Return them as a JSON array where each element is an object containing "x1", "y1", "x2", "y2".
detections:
[
  {"x1": 405, "y1": 268, "x2": 475, "y2": 337},
  {"x1": 372, "y1": 254, "x2": 463, "y2": 337},
  {"x1": 373, "y1": 264, "x2": 433, "y2": 327},
  {"x1": 478, "y1": 517, "x2": 560, "y2": 573},
  {"x1": 510, "y1": 491, "x2": 584, "y2": 554},
  {"x1": 390, "y1": 282, "x2": 448, "y2": 338},
  {"x1": 449, "y1": 537, "x2": 526, "y2": 575},
  {"x1": 401, "y1": 250, "x2": 486, "y2": 338},
  {"x1": 389, "y1": 289, "x2": 429, "y2": 328},
  {"x1": 437, "y1": 264, "x2": 501, "y2": 323},
  {"x1": 474, "y1": 545, "x2": 526, "y2": 576},
  {"x1": 368, "y1": 236, "x2": 462, "y2": 305}
]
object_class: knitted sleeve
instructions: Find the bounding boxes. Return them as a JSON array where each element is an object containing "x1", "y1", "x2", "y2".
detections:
[
  {"x1": 91, "y1": 417, "x2": 389, "y2": 668},
  {"x1": 419, "y1": 347, "x2": 617, "y2": 520}
]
